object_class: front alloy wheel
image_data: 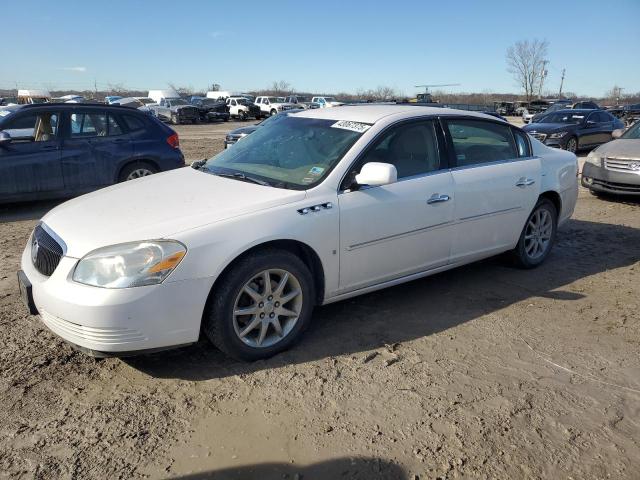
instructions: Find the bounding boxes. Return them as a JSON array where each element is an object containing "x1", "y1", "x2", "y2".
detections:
[
  {"x1": 565, "y1": 136, "x2": 578, "y2": 153},
  {"x1": 204, "y1": 249, "x2": 315, "y2": 361},
  {"x1": 233, "y1": 269, "x2": 303, "y2": 348}
]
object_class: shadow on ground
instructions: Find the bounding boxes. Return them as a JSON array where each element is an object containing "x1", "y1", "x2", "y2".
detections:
[
  {"x1": 167, "y1": 457, "x2": 406, "y2": 480},
  {"x1": 126, "y1": 217, "x2": 640, "y2": 381}
]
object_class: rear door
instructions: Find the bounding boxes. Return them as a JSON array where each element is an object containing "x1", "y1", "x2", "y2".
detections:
[
  {"x1": 443, "y1": 118, "x2": 541, "y2": 264},
  {"x1": 0, "y1": 109, "x2": 64, "y2": 198},
  {"x1": 60, "y1": 109, "x2": 132, "y2": 189}
]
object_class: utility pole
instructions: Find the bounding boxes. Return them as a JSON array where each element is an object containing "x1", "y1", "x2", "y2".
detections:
[
  {"x1": 94, "y1": 78, "x2": 98, "y2": 99},
  {"x1": 558, "y1": 68, "x2": 565, "y2": 98},
  {"x1": 538, "y1": 60, "x2": 548, "y2": 99}
]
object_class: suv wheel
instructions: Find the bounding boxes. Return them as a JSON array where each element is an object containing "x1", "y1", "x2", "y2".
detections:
[
  {"x1": 171, "y1": 113, "x2": 180, "y2": 125},
  {"x1": 270, "y1": 109, "x2": 277, "y2": 116},
  {"x1": 119, "y1": 162, "x2": 158, "y2": 182},
  {"x1": 511, "y1": 198, "x2": 558, "y2": 269},
  {"x1": 238, "y1": 110, "x2": 246, "y2": 121},
  {"x1": 203, "y1": 249, "x2": 315, "y2": 361}
]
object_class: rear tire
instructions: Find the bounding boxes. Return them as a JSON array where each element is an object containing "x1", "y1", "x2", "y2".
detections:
[
  {"x1": 238, "y1": 110, "x2": 246, "y2": 121},
  {"x1": 510, "y1": 198, "x2": 558, "y2": 269},
  {"x1": 118, "y1": 161, "x2": 158, "y2": 182},
  {"x1": 203, "y1": 249, "x2": 315, "y2": 361},
  {"x1": 270, "y1": 109, "x2": 278, "y2": 116}
]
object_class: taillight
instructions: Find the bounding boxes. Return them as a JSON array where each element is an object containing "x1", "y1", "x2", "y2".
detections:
[{"x1": 167, "y1": 133, "x2": 180, "y2": 148}]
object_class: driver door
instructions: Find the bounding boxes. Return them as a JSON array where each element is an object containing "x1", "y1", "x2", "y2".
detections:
[{"x1": 338, "y1": 120, "x2": 455, "y2": 292}]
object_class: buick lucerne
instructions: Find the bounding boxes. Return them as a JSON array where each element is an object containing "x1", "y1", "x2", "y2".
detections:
[{"x1": 19, "y1": 106, "x2": 578, "y2": 360}]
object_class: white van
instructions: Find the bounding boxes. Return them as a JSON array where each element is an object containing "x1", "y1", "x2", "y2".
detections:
[{"x1": 17, "y1": 89, "x2": 51, "y2": 104}]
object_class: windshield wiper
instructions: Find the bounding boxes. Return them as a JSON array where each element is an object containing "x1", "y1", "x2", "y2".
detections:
[
  {"x1": 214, "y1": 172, "x2": 272, "y2": 186},
  {"x1": 191, "y1": 159, "x2": 208, "y2": 170}
]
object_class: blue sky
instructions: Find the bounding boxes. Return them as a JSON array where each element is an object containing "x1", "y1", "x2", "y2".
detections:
[{"x1": 3, "y1": 0, "x2": 639, "y2": 97}]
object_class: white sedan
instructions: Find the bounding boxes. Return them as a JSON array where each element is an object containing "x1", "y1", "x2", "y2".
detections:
[{"x1": 18, "y1": 106, "x2": 578, "y2": 360}]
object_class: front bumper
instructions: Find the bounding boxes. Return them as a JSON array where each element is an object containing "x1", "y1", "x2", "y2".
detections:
[
  {"x1": 20, "y1": 243, "x2": 213, "y2": 356},
  {"x1": 206, "y1": 111, "x2": 230, "y2": 121},
  {"x1": 582, "y1": 162, "x2": 640, "y2": 195}
]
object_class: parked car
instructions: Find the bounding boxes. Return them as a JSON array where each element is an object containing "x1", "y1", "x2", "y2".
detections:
[
  {"x1": 206, "y1": 91, "x2": 233, "y2": 101},
  {"x1": 149, "y1": 98, "x2": 200, "y2": 124},
  {"x1": 225, "y1": 96, "x2": 261, "y2": 120},
  {"x1": 17, "y1": 105, "x2": 577, "y2": 361},
  {"x1": 188, "y1": 96, "x2": 230, "y2": 122},
  {"x1": 0, "y1": 103, "x2": 184, "y2": 203},
  {"x1": 0, "y1": 97, "x2": 18, "y2": 106},
  {"x1": 135, "y1": 97, "x2": 157, "y2": 106},
  {"x1": 254, "y1": 96, "x2": 297, "y2": 117},
  {"x1": 582, "y1": 121, "x2": 640, "y2": 196},
  {"x1": 284, "y1": 95, "x2": 319, "y2": 109},
  {"x1": 224, "y1": 108, "x2": 304, "y2": 148},
  {"x1": 530, "y1": 100, "x2": 598, "y2": 124},
  {"x1": 311, "y1": 96, "x2": 344, "y2": 108},
  {"x1": 104, "y1": 96, "x2": 123, "y2": 105},
  {"x1": 523, "y1": 109, "x2": 624, "y2": 153}
]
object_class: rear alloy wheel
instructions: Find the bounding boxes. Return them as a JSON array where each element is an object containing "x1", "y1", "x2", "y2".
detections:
[
  {"x1": 119, "y1": 162, "x2": 158, "y2": 182},
  {"x1": 565, "y1": 136, "x2": 578, "y2": 153},
  {"x1": 204, "y1": 250, "x2": 315, "y2": 361},
  {"x1": 511, "y1": 198, "x2": 558, "y2": 269},
  {"x1": 270, "y1": 109, "x2": 278, "y2": 116}
]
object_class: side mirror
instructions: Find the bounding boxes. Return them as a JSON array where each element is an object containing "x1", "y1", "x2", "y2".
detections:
[
  {"x1": 612, "y1": 129, "x2": 624, "y2": 139},
  {"x1": 0, "y1": 131, "x2": 11, "y2": 146},
  {"x1": 355, "y1": 162, "x2": 397, "y2": 187},
  {"x1": 586, "y1": 120, "x2": 596, "y2": 126}
]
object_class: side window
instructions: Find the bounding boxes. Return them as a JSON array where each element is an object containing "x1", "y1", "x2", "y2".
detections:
[
  {"x1": 513, "y1": 129, "x2": 532, "y2": 157},
  {"x1": 231, "y1": 100, "x2": 237, "y2": 106},
  {"x1": 122, "y1": 114, "x2": 145, "y2": 132},
  {"x1": 357, "y1": 121, "x2": 441, "y2": 180},
  {"x1": 107, "y1": 115, "x2": 124, "y2": 136},
  {"x1": 3, "y1": 112, "x2": 58, "y2": 142},
  {"x1": 70, "y1": 112, "x2": 108, "y2": 137},
  {"x1": 447, "y1": 119, "x2": 518, "y2": 167}
]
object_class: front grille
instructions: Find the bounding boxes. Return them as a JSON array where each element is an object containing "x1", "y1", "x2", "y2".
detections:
[
  {"x1": 32, "y1": 224, "x2": 63, "y2": 276},
  {"x1": 605, "y1": 157, "x2": 640, "y2": 173}
]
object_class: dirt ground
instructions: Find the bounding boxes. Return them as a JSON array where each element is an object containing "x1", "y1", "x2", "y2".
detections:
[{"x1": 0, "y1": 119, "x2": 639, "y2": 480}]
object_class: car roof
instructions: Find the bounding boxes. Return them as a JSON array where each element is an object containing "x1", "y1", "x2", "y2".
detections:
[
  {"x1": 551, "y1": 108, "x2": 600, "y2": 114},
  {"x1": 292, "y1": 104, "x2": 502, "y2": 123},
  {"x1": 9, "y1": 103, "x2": 147, "y2": 112}
]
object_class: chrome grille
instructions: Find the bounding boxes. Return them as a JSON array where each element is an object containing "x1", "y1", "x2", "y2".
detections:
[
  {"x1": 31, "y1": 224, "x2": 64, "y2": 276},
  {"x1": 605, "y1": 157, "x2": 640, "y2": 173}
]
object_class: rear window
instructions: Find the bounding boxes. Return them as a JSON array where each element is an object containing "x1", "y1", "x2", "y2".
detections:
[{"x1": 447, "y1": 119, "x2": 518, "y2": 166}]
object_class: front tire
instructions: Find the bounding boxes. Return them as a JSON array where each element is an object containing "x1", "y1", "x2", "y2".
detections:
[
  {"x1": 118, "y1": 161, "x2": 158, "y2": 182},
  {"x1": 511, "y1": 198, "x2": 558, "y2": 269},
  {"x1": 171, "y1": 114, "x2": 180, "y2": 125},
  {"x1": 238, "y1": 110, "x2": 246, "y2": 121},
  {"x1": 203, "y1": 250, "x2": 315, "y2": 361},
  {"x1": 565, "y1": 136, "x2": 578, "y2": 153},
  {"x1": 270, "y1": 109, "x2": 278, "y2": 116}
]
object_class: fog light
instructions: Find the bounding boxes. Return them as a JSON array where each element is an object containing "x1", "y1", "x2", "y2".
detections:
[{"x1": 584, "y1": 177, "x2": 593, "y2": 184}]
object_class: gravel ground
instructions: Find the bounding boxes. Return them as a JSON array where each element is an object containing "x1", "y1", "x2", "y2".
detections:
[{"x1": 0, "y1": 119, "x2": 639, "y2": 480}]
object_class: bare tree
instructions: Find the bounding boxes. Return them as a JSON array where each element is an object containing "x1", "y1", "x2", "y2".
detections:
[
  {"x1": 604, "y1": 85, "x2": 625, "y2": 105},
  {"x1": 167, "y1": 83, "x2": 194, "y2": 96},
  {"x1": 106, "y1": 82, "x2": 128, "y2": 96},
  {"x1": 270, "y1": 80, "x2": 292, "y2": 95},
  {"x1": 506, "y1": 39, "x2": 549, "y2": 102}
]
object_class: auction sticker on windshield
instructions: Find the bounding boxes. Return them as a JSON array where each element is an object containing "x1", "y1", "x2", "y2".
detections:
[
  {"x1": 0, "y1": 110, "x2": 10, "y2": 117},
  {"x1": 331, "y1": 120, "x2": 371, "y2": 133}
]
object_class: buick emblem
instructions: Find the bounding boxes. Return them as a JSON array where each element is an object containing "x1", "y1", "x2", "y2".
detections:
[
  {"x1": 31, "y1": 236, "x2": 39, "y2": 264},
  {"x1": 630, "y1": 161, "x2": 640, "y2": 171}
]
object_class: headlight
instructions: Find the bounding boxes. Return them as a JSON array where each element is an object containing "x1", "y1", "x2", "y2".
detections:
[
  {"x1": 548, "y1": 131, "x2": 568, "y2": 139},
  {"x1": 585, "y1": 152, "x2": 602, "y2": 166},
  {"x1": 73, "y1": 241, "x2": 186, "y2": 288}
]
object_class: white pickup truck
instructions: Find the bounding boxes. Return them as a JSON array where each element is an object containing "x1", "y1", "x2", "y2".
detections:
[
  {"x1": 254, "y1": 96, "x2": 296, "y2": 117},
  {"x1": 226, "y1": 97, "x2": 261, "y2": 120},
  {"x1": 311, "y1": 96, "x2": 344, "y2": 108}
]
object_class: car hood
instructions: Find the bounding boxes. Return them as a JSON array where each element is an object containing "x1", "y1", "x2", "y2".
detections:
[
  {"x1": 524, "y1": 123, "x2": 577, "y2": 133},
  {"x1": 229, "y1": 125, "x2": 259, "y2": 136},
  {"x1": 172, "y1": 105, "x2": 197, "y2": 112},
  {"x1": 592, "y1": 139, "x2": 640, "y2": 158},
  {"x1": 42, "y1": 167, "x2": 307, "y2": 258}
]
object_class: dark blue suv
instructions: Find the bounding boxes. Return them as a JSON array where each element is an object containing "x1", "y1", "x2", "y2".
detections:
[{"x1": 0, "y1": 103, "x2": 185, "y2": 203}]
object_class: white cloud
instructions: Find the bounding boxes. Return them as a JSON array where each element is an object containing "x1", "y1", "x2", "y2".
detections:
[
  {"x1": 61, "y1": 66, "x2": 87, "y2": 72},
  {"x1": 209, "y1": 31, "x2": 223, "y2": 38}
]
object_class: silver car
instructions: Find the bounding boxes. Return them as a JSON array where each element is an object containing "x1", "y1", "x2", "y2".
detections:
[{"x1": 582, "y1": 122, "x2": 640, "y2": 196}]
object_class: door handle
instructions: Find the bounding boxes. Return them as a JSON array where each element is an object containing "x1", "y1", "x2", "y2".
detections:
[
  {"x1": 427, "y1": 193, "x2": 450, "y2": 204},
  {"x1": 516, "y1": 177, "x2": 535, "y2": 187}
]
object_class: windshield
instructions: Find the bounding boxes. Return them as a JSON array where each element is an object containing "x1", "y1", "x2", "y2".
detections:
[
  {"x1": 324, "y1": 97, "x2": 336, "y2": 102},
  {"x1": 622, "y1": 122, "x2": 640, "y2": 139},
  {"x1": 267, "y1": 97, "x2": 285, "y2": 103},
  {"x1": 294, "y1": 96, "x2": 310, "y2": 102},
  {"x1": 202, "y1": 116, "x2": 367, "y2": 188},
  {"x1": 30, "y1": 98, "x2": 49, "y2": 104},
  {"x1": 139, "y1": 98, "x2": 154, "y2": 104},
  {"x1": 236, "y1": 98, "x2": 251, "y2": 105},
  {"x1": 540, "y1": 112, "x2": 585, "y2": 124},
  {"x1": 201, "y1": 99, "x2": 221, "y2": 105},
  {"x1": 168, "y1": 98, "x2": 188, "y2": 106}
]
